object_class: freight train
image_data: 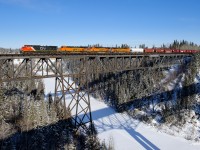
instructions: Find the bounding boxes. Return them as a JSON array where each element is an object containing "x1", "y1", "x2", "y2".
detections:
[{"x1": 20, "y1": 45, "x2": 199, "y2": 54}]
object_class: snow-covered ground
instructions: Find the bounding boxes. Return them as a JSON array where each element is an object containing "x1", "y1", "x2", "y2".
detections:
[{"x1": 43, "y1": 77, "x2": 200, "y2": 150}]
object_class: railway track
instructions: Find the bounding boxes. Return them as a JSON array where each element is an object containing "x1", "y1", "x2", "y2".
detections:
[{"x1": 0, "y1": 52, "x2": 192, "y2": 57}]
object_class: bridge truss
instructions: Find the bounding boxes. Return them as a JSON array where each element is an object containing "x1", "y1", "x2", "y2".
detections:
[{"x1": 0, "y1": 53, "x2": 191, "y2": 133}]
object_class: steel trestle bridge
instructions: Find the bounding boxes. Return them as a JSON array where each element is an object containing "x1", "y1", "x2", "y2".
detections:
[{"x1": 0, "y1": 53, "x2": 191, "y2": 133}]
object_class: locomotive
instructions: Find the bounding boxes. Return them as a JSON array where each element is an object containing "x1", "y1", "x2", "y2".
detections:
[
  {"x1": 20, "y1": 45, "x2": 199, "y2": 54},
  {"x1": 21, "y1": 45, "x2": 131, "y2": 53},
  {"x1": 21, "y1": 45, "x2": 58, "y2": 52}
]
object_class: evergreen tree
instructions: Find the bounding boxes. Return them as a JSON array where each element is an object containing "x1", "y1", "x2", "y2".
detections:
[{"x1": 85, "y1": 135, "x2": 101, "y2": 150}]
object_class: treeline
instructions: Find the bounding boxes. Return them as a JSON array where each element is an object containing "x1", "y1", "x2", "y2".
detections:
[
  {"x1": 139, "y1": 40, "x2": 200, "y2": 50},
  {"x1": 168, "y1": 40, "x2": 200, "y2": 50},
  {"x1": 0, "y1": 48, "x2": 19, "y2": 54},
  {"x1": 87, "y1": 44, "x2": 129, "y2": 48}
]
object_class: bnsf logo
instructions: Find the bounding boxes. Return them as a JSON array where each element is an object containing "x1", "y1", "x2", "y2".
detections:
[{"x1": 40, "y1": 47, "x2": 46, "y2": 50}]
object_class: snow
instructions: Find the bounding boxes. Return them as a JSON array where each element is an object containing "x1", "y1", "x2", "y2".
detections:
[
  {"x1": 90, "y1": 97, "x2": 200, "y2": 150},
  {"x1": 43, "y1": 77, "x2": 55, "y2": 94},
  {"x1": 160, "y1": 64, "x2": 182, "y2": 91},
  {"x1": 13, "y1": 59, "x2": 22, "y2": 65},
  {"x1": 42, "y1": 77, "x2": 200, "y2": 150}
]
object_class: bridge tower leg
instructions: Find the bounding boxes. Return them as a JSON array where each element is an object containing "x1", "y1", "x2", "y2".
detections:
[{"x1": 54, "y1": 57, "x2": 93, "y2": 134}]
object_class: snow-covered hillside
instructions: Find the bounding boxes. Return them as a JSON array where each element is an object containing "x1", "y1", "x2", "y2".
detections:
[{"x1": 43, "y1": 77, "x2": 200, "y2": 150}]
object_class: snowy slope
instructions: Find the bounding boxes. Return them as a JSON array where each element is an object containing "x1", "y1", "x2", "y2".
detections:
[
  {"x1": 42, "y1": 77, "x2": 200, "y2": 150},
  {"x1": 90, "y1": 98, "x2": 200, "y2": 150}
]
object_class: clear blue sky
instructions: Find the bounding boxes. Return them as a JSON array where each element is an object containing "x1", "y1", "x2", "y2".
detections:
[{"x1": 0, "y1": 0, "x2": 199, "y2": 48}]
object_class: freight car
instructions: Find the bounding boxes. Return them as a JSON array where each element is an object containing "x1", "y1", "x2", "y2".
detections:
[
  {"x1": 130, "y1": 48, "x2": 144, "y2": 53},
  {"x1": 144, "y1": 48, "x2": 155, "y2": 53},
  {"x1": 135, "y1": 48, "x2": 199, "y2": 54},
  {"x1": 155, "y1": 48, "x2": 165, "y2": 53},
  {"x1": 165, "y1": 49, "x2": 173, "y2": 53}
]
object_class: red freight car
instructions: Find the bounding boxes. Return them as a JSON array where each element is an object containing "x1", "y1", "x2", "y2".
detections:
[
  {"x1": 186, "y1": 50, "x2": 192, "y2": 53},
  {"x1": 193, "y1": 50, "x2": 199, "y2": 53},
  {"x1": 172, "y1": 49, "x2": 180, "y2": 53},
  {"x1": 155, "y1": 48, "x2": 165, "y2": 53},
  {"x1": 180, "y1": 49, "x2": 187, "y2": 53},
  {"x1": 144, "y1": 48, "x2": 155, "y2": 53},
  {"x1": 165, "y1": 49, "x2": 173, "y2": 53}
]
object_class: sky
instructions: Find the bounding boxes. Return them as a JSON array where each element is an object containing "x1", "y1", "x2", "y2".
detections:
[{"x1": 0, "y1": 0, "x2": 199, "y2": 48}]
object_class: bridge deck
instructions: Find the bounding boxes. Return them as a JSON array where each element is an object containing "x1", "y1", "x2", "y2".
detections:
[{"x1": 0, "y1": 53, "x2": 191, "y2": 59}]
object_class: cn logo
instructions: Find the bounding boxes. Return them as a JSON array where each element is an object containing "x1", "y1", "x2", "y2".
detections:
[{"x1": 40, "y1": 47, "x2": 46, "y2": 50}]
